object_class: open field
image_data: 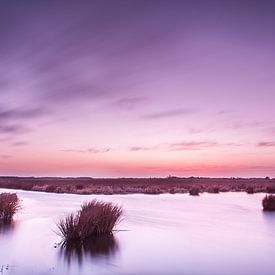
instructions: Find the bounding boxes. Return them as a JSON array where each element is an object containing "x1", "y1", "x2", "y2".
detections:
[{"x1": 0, "y1": 176, "x2": 275, "y2": 195}]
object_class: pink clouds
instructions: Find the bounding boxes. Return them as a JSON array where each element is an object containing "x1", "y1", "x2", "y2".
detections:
[
  {"x1": 128, "y1": 141, "x2": 235, "y2": 152},
  {"x1": 61, "y1": 148, "x2": 110, "y2": 154}
]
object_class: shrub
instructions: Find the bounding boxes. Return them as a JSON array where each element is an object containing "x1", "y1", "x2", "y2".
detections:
[
  {"x1": 102, "y1": 186, "x2": 114, "y2": 195},
  {"x1": 189, "y1": 187, "x2": 200, "y2": 196},
  {"x1": 266, "y1": 186, "x2": 275, "y2": 194},
  {"x1": 144, "y1": 187, "x2": 162, "y2": 195},
  {"x1": 246, "y1": 187, "x2": 254, "y2": 194},
  {"x1": 169, "y1": 188, "x2": 176, "y2": 194},
  {"x1": 76, "y1": 184, "x2": 83, "y2": 190},
  {"x1": 45, "y1": 185, "x2": 56, "y2": 193},
  {"x1": 57, "y1": 200, "x2": 122, "y2": 241},
  {"x1": 0, "y1": 193, "x2": 20, "y2": 223},
  {"x1": 207, "y1": 186, "x2": 219, "y2": 194},
  {"x1": 262, "y1": 195, "x2": 275, "y2": 211},
  {"x1": 32, "y1": 185, "x2": 46, "y2": 192}
]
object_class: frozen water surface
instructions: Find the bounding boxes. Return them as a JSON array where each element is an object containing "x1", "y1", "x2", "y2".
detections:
[{"x1": 0, "y1": 189, "x2": 274, "y2": 275}]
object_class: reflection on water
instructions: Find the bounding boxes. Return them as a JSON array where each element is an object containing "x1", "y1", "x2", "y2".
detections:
[
  {"x1": 0, "y1": 220, "x2": 16, "y2": 234},
  {"x1": 261, "y1": 211, "x2": 275, "y2": 234},
  {"x1": 59, "y1": 234, "x2": 119, "y2": 266},
  {"x1": 262, "y1": 211, "x2": 275, "y2": 218}
]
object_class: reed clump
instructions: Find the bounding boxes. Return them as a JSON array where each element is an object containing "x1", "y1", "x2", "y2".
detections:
[
  {"x1": 0, "y1": 193, "x2": 20, "y2": 223},
  {"x1": 262, "y1": 194, "x2": 275, "y2": 211},
  {"x1": 57, "y1": 200, "x2": 122, "y2": 242}
]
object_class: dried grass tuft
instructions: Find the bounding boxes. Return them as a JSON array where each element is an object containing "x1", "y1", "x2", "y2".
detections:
[{"x1": 57, "y1": 200, "x2": 122, "y2": 241}]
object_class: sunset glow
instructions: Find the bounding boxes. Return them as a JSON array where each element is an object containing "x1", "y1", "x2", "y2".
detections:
[{"x1": 1, "y1": 1, "x2": 275, "y2": 177}]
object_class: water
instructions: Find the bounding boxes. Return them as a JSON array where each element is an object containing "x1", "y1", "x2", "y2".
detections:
[{"x1": 0, "y1": 189, "x2": 274, "y2": 275}]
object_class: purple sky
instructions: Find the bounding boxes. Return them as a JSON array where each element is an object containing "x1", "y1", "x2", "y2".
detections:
[{"x1": 1, "y1": 0, "x2": 275, "y2": 177}]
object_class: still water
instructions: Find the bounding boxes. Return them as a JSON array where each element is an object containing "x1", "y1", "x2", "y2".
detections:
[{"x1": 0, "y1": 189, "x2": 274, "y2": 275}]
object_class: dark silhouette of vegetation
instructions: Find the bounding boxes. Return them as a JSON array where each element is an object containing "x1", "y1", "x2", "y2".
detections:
[
  {"x1": 57, "y1": 200, "x2": 122, "y2": 242},
  {"x1": 266, "y1": 186, "x2": 275, "y2": 193},
  {"x1": 0, "y1": 193, "x2": 20, "y2": 223},
  {"x1": 246, "y1": 187, "x2": 254, "y2": 194},
  {"x1": 45, "y1": 185, "x2": 56, "y2": 193},
  {"x1": 189, "y1": 187, "x2": 200, "y2": 196},
  {"x1": 207, "y1": 186, "x2": 219, "y2": 193},
  {"x1": 1, "y1": 176, "x2": 275, "y2": 195},
  {"x1": 262, "y1": 195, "x2": 275, "y2": 211}
]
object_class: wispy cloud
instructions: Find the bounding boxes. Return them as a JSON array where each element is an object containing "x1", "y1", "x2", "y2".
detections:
[
  {"x1": 141, "y1": 108, "x2": 192, "y2": 120},
  {"x1": 0, "y1": 107, "x2": 47, "y2": 122},
  {"x1": 167, "y1": 141, "x2": 218, "y2": 151},
  {"x1": 11, "y1": 141, "x2": 29, "y2": 147},
  {"x1": 0, "y1": 155, "x2": 12, "y2": 159},
  {"x1": 129, "y1": 145, "x2": 159, "y2": 152},
  {"x1": 0, "y1": 124, "x2": 28, "y2": 134},
  {"x1": 226, "y1": 121, "x2": 267, "y2": 130},
  {"x1": 257, "y1": 142, "x2": 275, "y2": 147},
  {"x1": 187, "y1": 128, "x2": 204, "y2": 134},
  {"x1": 0, "y1": 1, "x2": 185, "y2": 112},
  {"x1": 61, "y1": 148, "x2": 110, "y2": 154},
  {"x1": 114, "y1": 96, "x2": 148, "y2": 110},
  {"x1": 0, "y1": 106, "x2": 48, "y2": 138},
  {"x1": 129, "y1": 140, "x2": 218, "y2": 152},
  {"x1": 217, "y1": 110, "x2": 232, "y2": 115}
]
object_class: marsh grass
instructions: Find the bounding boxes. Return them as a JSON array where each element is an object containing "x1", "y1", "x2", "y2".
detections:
[
  {"x1": 262, "y1": 194, "x2": 275, "y2": 211},
  {"x1": 246, "y1": 187, "x2": 254, "y2": 194},
  {"x1": 189, "y1": 187, "x2": 200, "y2": 196},
  {"x1": 57, "y1": 200, "x2": 122, "y2": 242},
  {"x1": 266, "y1": 186, "x2": 275, "y2": 194},
  {"x1": 207, "y1": 186, "x2": 220, "y2": 194},
  {"x1": 0, "y1": 193, "x2": 20, "y2": 223}
]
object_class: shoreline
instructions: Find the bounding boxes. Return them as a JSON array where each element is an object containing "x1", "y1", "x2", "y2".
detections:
[{"x1": 0, "y1": 176, "x2": 274, "y2": 195}]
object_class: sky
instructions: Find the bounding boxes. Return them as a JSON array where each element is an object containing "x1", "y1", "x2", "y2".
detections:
[{"x1": 1, "y1": 0, "x2": 275, "y2": 177}]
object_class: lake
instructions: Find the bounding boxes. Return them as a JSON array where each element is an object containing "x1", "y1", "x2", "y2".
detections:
[{"x1": 0, "y1": 189, "x2": 274, "y2": 275}]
